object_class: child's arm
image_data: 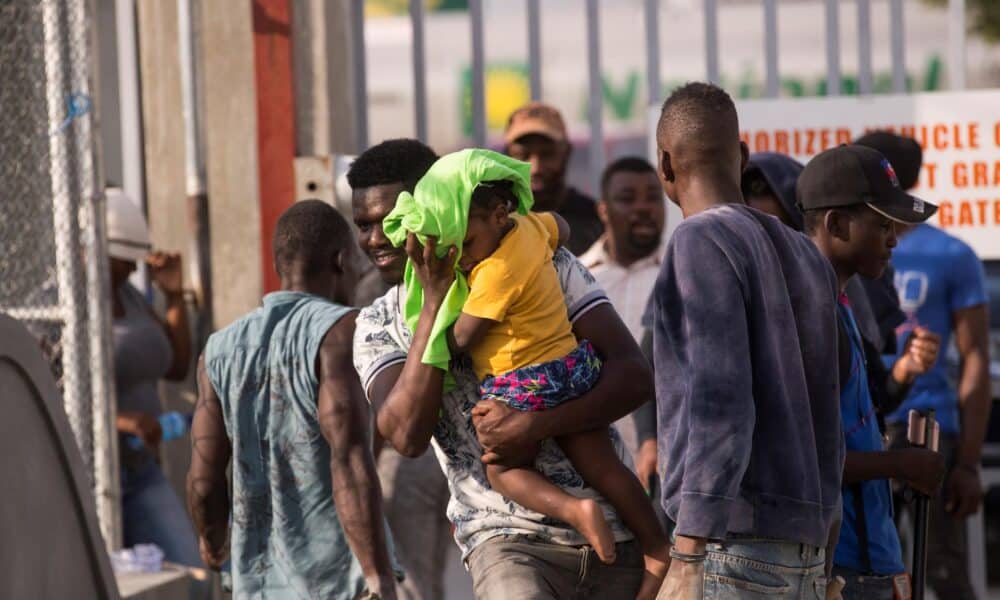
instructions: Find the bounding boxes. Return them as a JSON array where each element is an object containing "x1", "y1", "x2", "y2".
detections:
[{"x1": 449, "y1": 312, "x2": 497, "y2": 355}]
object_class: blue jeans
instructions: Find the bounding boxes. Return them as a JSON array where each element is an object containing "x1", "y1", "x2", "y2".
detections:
[
  {"x1": 702, "y1": 538, "x2": 827, "y2": 599},
  {"x1": 831, "y1": 566, "x2": 895, "y2": 600},
  {"x1": 121, "y1": 459, "x2": 210, "y2": 598}
]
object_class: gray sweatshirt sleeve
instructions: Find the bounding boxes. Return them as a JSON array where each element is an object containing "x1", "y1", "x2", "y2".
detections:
[
  {"x1": 665, "y1": 226, "x2": 755, "y2": 540},
  {"x1": 632, "y1": 328, "x2": 657, "y2": 444}
]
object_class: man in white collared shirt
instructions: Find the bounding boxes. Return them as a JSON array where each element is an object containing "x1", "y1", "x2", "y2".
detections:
[{"x1": 580, "y1": 156, "x2": 666, "y2": 494}]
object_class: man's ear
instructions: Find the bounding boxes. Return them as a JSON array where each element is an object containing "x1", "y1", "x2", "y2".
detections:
[
  {"x1": 561, "y1": 140, "x2": 573, "y2": 161},
  {"x1": 492, "y1": 201, "x2": 512, "y2": 226},
  {"x1": 658, "y1": 149, "x2": 675, "y2": 184},
  {"x1": 596, "y1": 200, "x2": 610, "y2": 225},
  {"x1": 331, "y1": 247, "x2": 346, "y2": 274},
  {"x1": 739, "y1": 141, "x2": 750, "y2": 172},
  {"x1": 826, "y1": 209, "x2": 851, "y2": 242}
]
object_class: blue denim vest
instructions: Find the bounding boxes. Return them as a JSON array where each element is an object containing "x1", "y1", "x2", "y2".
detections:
[{"x1": 204, "y1": 291, "x2": 366, "y2": 599}]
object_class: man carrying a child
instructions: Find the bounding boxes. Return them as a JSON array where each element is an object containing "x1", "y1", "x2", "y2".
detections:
[{"x1": 351, "y1": 149, "x2": 664, "y2": 599}]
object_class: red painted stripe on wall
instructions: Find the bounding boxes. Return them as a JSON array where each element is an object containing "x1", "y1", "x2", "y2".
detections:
[{"x1": 252, "y1": 0, "x2": 296, "y2": 292}]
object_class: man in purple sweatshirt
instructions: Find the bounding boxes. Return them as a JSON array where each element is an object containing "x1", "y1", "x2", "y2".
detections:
[{"x1": 651, "y1": 82, "x2": 843, "y2": 598}]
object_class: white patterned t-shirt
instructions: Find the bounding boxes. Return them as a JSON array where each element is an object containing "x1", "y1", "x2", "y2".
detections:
[{"x1": 352, "y1": 247, "x2": 635, "y2": 558}]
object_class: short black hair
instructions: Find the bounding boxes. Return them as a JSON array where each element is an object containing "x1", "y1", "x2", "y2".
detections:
[
  {"x1": 470, "y1": 180, "x2": 517, "y2": 215},
  {"x1": 657, "y1": 82, "x2": 739, "y2": 153},
  {"x1": 346, "y1": 138, "x2": 439, "y2": 192},
  {"x1": 272, "y1": 199, "x2": 352, "y2": 278},
  {"x1": 600, "y1": 156, "x2": 656, "y2": 198},
  {"x1": 854, "y1": 131, "x2": 922, "y2": 191}
]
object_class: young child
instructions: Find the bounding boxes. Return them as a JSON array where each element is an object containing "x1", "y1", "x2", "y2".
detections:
[{"x1": 384, "y1": 149, "x2": 668, "y2": 598}]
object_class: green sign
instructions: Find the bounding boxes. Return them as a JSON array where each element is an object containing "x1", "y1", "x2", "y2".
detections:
[
  {"x1": 366, "y1": 0, "x2": 468, "y2": 18},
  {"x1": 460, "y1": 55, "x2": 944, "y2": 138}
]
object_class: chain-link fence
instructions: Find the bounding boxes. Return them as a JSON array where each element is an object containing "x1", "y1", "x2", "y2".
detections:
[{"x1": 0, "y1": 0, "x2": 120, "y2": 550}]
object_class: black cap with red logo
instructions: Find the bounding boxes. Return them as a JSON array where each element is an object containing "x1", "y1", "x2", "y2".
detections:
[{"x1": 796, "y1": 144, "x2": 937, "y2": 224}]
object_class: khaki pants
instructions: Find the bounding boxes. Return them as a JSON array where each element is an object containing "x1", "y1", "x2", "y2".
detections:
[{"x1": 466, "y1": 535, "x2": 643, "y2": 599}]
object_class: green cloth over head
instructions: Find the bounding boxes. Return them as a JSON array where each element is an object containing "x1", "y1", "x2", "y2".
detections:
[{"x1": 382, "y1": 149, "x2": 534, "y2": 377}]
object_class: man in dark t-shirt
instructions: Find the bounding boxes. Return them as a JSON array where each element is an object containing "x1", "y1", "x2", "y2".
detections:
[{"x1": 504, "y1": 102, "x2": 603, "y2": 255}]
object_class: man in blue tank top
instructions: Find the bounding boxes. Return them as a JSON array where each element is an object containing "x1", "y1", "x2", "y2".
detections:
[
  {"x1": 187, "y1": 201, "x2": 398, "y2": 599},
  {"x1": 798, "y1": 145, "x2": 947, "y2": 599}
]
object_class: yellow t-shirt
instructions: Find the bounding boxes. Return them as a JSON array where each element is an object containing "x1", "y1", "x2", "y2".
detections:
[{"x1": 464, "y1": 212, "x2": 579, "y2": 380}]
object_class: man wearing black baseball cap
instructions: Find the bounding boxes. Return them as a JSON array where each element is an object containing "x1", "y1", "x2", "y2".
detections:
[
  {"x1": 798, "y1": 144, "x2": 946, "y2": 600},
  {"x1": 857, "y1": 131, "x2": 991, "y2": 600}
]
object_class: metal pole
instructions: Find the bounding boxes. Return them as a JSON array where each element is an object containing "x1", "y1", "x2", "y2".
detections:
[
  {"x1": 115, "y1": 0, "x2": 145, "y2": 207},
  {"x1": 178, "y1": 0, "x2": 213, "y2": 344},
  {"x1": 527, "y1": 0, "x2": 542, "y2": 101},
  {"x1": 857, "y1": 0, "x2": 873, "y2": 95},
  {"x1": 351, "y1": 0, "x2": 369, "y2": 150},
  {"x1": 948, "y1": 0, "x2": 966, "y2": 89},
  {"x1": 704, "y1": 0, "x2": 719, "y2": 84},
  {"x1": 76, "y1": 0, "x2": 121, "y2": 552},
  {"x1": 178, "y1": 0, "x2": 205, "y2": 196},
  {"x1": 585, "y1": 0, "x2": 603, "y2": 197},
  {"x1": 824, "y1": 0, "x2": 841, "y2": 95},
  {"x1": 410, "y1": 0, "x2": 428, "y2": 142},
  {"x1": 913, "y1": 494, "x2": 931, "y2": 600},
  {"x1": 890, "y1": 0, "x2": 906, "y2": 93},
  {"x1": 644, "y1": 0, "x2": 661, "y2": 107},
  {"x1": 44, "y1": 0, "x2": 91, "y2": 480},
  {"x1": 83, "y1": 191, "x2": 121, "y2": 552},
  {"x1": 470, "y1": 0, "x2": 486, "y2": 146},
  {"x1": 763, "y1": 0, "x2": 779, "y2": 98},
  {"x1": 908, "y1": 409, "x2": 939, "y2": 600}
]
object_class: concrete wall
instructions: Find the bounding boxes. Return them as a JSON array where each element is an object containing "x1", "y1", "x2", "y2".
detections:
[
  {"x1": 137, "y1": 1, "x2": 189, "y2": 258},
  {"x1": 292, "y1": 0, "x2": 363, "y2": 157},
  {"x1": 198, "y1": 0, "x2": 262, "y2": 328}
]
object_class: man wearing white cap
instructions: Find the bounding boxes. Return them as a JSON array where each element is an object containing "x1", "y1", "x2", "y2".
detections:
[{"x1": 105, "y1": 189, "x2": 207, "y2": 591}]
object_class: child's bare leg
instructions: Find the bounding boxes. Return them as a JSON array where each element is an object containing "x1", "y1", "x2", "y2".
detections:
[
  {"x1": 557, "y1": 430, "x2": 670, "y2": 597},
  {"x1": 486, "y1": 463, "x2": 617, "y2": 563}
]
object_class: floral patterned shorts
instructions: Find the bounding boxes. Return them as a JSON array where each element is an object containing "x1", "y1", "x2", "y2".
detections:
[{"x1": 479, "y1": 340, "x2": 602, "y2": 412}]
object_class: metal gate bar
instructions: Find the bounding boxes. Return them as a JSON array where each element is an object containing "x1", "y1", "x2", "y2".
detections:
[
  {"x1": 644, "y1": 0, "x2": 661, "y2": 108},
  {"x1": 585, "y1": 0, "x2": 603, "y2": 196},
  {"x1": 350, "y1": 0, "x2": 368, "y2": 150},
  {"x1": 410, "y1": 0, "x2": 428, "y2": 143},
  {"x1": 704, "y1": 0, "x2": 719, "y2": 84},
  {"x1": 890, "y1": 0, "x2": 906, "y2": 93},
  {"x1": 470, "y1": 0, "x2": 486, "y2": 147},
  {"x1": 948, "y1": 0, "x2": 966, "y2": 89},
  {"x1": 763, "y1": 0, "x2": 779, "y2": 98},
  {"x1": 527, "y1": 0, "x2": 542, "y2": 101},
  {"x1": 857, "y1": 0, "x2": 873, "y2": 95},
  {"x1": 825, "y1": 0, "x2": 841, "y2": 95}
]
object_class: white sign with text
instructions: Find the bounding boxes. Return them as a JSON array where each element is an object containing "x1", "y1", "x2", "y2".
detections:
[{"x1": 737, "y1": 89, "x2": 1000, "y2": 259}]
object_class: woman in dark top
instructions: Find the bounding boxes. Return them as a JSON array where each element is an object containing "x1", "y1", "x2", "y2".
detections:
[{"x1": 106, "y1": 190, "x2": 206, "y2": 593}]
